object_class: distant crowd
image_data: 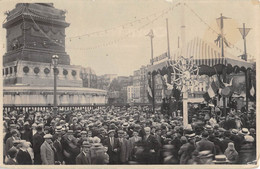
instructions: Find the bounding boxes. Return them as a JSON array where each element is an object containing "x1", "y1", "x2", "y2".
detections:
[{"x1": 3, "y1": 104, "x2": 256, "y2": 165}]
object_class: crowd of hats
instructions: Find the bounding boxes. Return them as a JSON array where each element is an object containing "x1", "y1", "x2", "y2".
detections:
[{"x1": 3, "y1": 105, "x2": 257, "y2": 164}]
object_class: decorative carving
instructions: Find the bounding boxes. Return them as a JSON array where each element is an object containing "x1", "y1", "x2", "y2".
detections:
[
  {"x1": 23, "y1": 66, "x2": 29, "y2": 73},
  {"x1": 71, "y1": 70, "x2": 77, "y2": 76},
  {"x1": 63, "y1": 69, "x2": 68, "y2": 76},
  {"x1": 34, "y1": 67, "x2": 40, "y2": 74},
  {"x1": 44, "y1": 68, "x2": 50, "y2": 74}
]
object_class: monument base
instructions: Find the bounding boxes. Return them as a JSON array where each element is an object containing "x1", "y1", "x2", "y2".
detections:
[{"x1": 3, "y1": 85, "x2": 107, "y2": 106}]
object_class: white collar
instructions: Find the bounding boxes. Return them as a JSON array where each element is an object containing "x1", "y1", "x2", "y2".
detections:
[{"x1": 20, "y1": 148, "x2": 27, "y2": 152}]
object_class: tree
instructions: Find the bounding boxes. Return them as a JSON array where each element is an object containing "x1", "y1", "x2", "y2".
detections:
[{"x1": 109, "y1": 79, "x2": 123, "y2": 92}]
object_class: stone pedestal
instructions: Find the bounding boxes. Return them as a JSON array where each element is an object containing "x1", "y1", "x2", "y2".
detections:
[{"x1": 3, "y1": 86, "x2": 107, "y2": 106}]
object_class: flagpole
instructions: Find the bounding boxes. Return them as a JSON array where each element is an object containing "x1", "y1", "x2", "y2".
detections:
[
  {"x1": 246, "y1": 69, "x2": 249, "y2": 111},
  {"x1": 219, "y1": 13, "x2": 227, "y2": 119},
  {"x1": 220, "y1": 13, "x2": 224, "y2": 58},
  {"x1": 166, "y1": 18, "x2": 170, "y2": 59},
  {"x1": 238, "y1": 23, "x2": 251, "y2": 110},
  {"x1": 243, "y1": 23, "x2": 247, "y2": 61}
]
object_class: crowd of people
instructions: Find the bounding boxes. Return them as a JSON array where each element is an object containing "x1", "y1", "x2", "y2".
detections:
[{"x1": 3, "y1": 104, "x2": 256, "y2": 165}]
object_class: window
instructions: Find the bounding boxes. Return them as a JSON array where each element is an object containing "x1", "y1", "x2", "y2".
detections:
[
  {"x1": 10, "y1": 67, "x2": 13, "y2": 74},
  {"x1": 5, "y1": 68, "x2": 8, "y2": 75},
  {"x1": 14, "y1": 66, "x2": 17, "y2": 73}
]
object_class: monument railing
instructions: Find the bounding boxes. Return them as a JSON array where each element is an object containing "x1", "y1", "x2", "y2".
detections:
[
  {"x1": 3, "y1": 103, "x2": 154, "y2": 112},
  {"x1": 3, "y1": 104, "x2": 107, "y2": 112}
]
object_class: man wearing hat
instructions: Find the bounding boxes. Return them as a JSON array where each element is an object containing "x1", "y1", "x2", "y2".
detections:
[
  {"x1": 142, "y1": 127, "x2": 160, "y2": 164},
  {"x1": 97, "y1": 128, "x2": 107, "y2": 145},
  {"x1": 5, "y1": 130, "x2": 20, "y2": 158},
  {"x1": 103, "y1": 130, "x2": 120, "y2": 164},
  {"x1": 16, "y1": 140, "x2": 32, "y2": 164},
  {"x1": 4, "y1": 124, "x2": 17, "y2": 144},
  {"x1": 128, "y1": 129, "x2": 142, "y2": 160},
  {"x1": 196, "y1": 131, "x2": 216, "y2": 158},
  {"x1": 21, "y1": 121, "x2": 33, "y2": 143},
  {"x1": 78, "y1": 131, "x2": 88, "y2": 147},
  {"x1": 53, "y1": 129, "x2": 64, "y2": 164},
  {"x1": 220, "y1": 130, "x2": 233, "y2": 153},
  {"x1": 61, "y1": 130, "x2": 80, "y2": 164},
  {"x1": 117, "y1": 130, "x2": 129, "y2": 164},
  {"x1": 76, "y1": 141, "x2": 92, "y2": 164},
  {"x1": 40, "y1": 134, "x2": 55, "y2": 164},
  {"x1": 178, "y1": 134, "x2": 196, "y2": 164},
  {"x1": 239, "y1": 134, "x2": 255, "y2": 164},
  {"x1": 230, "y1": 129, "x2": 242, "y2": 152},
  {"x1": 33, "y1": 125, "x2": 44, "y2": 164},
  {"x1": 6, "y1": 147, "x2": 18, "y2": 165}
]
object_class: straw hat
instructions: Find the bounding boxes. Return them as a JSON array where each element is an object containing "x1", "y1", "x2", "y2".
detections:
[{"x1": 43, "y1": 134, "x2": 52, "y2": 139}]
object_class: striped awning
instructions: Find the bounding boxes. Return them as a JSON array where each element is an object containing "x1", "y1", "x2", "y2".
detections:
[{"x1": 148, "y1": 37, "x2": 253, "y2": 74}]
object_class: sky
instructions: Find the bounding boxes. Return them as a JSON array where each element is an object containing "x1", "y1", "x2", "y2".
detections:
[{"x1": 0, "y1": 0, "x2": 259, "y2": 76}]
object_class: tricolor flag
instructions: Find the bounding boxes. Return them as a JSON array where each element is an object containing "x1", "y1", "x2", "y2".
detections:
[
  {"x1": 147, "y1": 85, "x2": 153, "y2": 98},
  {"x1": 204, "y1": 80, "x2": 218, "y2": 102},
  {"x1": 207, "y1": 83, "x2": 215, "y2": 98},
  {"x1": 248, "y1": 74, "x2": 256, "y2": 101},
  {"x1": 250, "y1": 85, "x2": 255, "y2": 97}
]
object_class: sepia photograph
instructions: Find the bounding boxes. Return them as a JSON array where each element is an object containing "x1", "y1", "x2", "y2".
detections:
[{"x1": 0, "y1": 0, "x2": 259, "y2": 167}]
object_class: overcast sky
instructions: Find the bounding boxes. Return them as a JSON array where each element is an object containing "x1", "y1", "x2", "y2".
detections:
[{"x1": 0, "y1": 0, "x2": 259, "y2": 76}]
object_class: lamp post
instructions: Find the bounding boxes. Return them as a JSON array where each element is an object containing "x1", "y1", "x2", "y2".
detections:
[{"x1": 52, "y1": 55, "x2": 59, "y2": 114}]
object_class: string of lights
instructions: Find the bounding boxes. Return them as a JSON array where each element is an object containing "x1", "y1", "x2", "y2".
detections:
[
  {"x1": 184, "y1": 3, "x2": 255, "y2": 59},
  {"x1": 66, "y1": 2, "x2": 181, "y2": 41},
  {"x1": 66, "y1": 2, "x2": 181, "y2": 51},
  {"x1": 25, "y1": 1, "x2": 181, "y2": 51}
]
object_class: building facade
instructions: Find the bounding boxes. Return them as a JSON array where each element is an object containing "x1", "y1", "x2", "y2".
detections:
[
  {"x1": 97, "y1": 74, "x2": 117, "y2": 90},
  {"x1": 80, "y1": 67, "x2": 98, "y2": 88},
  {"x1": 127, "y1": 85, "x2": 141, "y2": 103}
]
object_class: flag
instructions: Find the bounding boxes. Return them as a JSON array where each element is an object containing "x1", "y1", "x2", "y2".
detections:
[
  {"x1": 161, "y1": 75, "x2": 166, "y2": 99},
  {"x1": 250, "y1": 85, "x2": 255, "y2": 97},
  {"x1": 216, "y1": 73, "x2": 226, "y2": 89},
  {"x1": 238, "y1": 27, "x2": 251, "y2": 38},
  {"x1": 208, "y1": 84, "x2": 215, "y2": 98},
  {"x1": 203, "y1": 92, "x2": 211, "y2": 102},
  {"x1": 248, "y1": 74, "x2": 256, "y2": 101},
  {"x1": 147, "y1": 75, "x2": 153, "y2": 103},
  {"x1": 214, "y1": 34, "x2": 230, "y2": 48},
  {"x1": 211, "y1": 80, "x2": 219, "y2": 94},
  {"x1": 147, "y1": 85, "x2": 153, "y2": 98},
  {"x1": 161, "y1": 88, "x2": 165, "y2": 99}
]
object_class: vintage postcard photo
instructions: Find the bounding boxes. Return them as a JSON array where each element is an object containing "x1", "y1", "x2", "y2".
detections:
[{"x1": 0, "y1": 0, "x2": 259, "y2": 168}]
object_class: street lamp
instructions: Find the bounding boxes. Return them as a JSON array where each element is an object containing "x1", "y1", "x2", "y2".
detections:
[{"x1": 52, "y1": 55, "x2": 59, "y2": 114}]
